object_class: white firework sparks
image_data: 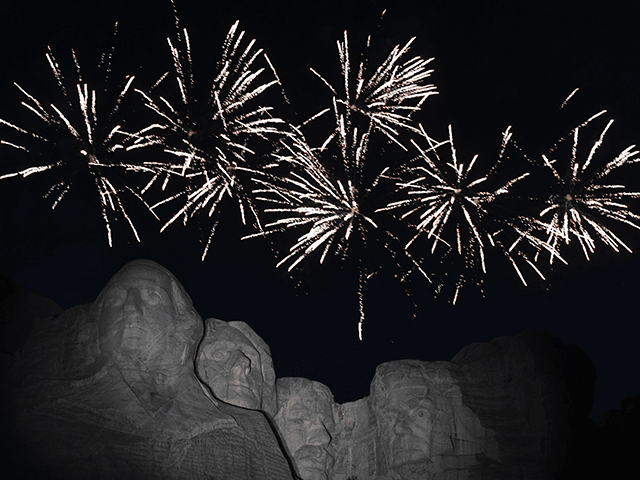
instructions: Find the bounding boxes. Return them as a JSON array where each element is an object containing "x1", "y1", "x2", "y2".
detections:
[
  {"x1": 244, "y1": 120, "x2": 429, "y2": 338},
  {"x1": 124, "y1": 16, "x2": 291, "y2": 255},
  {"x1": 535, "y1": 110, "x2": 640, "y2": 261},
  {"x1": 0, "y1": 44, "x2": 154, "y2": 247},
  {"x1": 244, "y1": 130, "x2": 378, "y2": 272},
  {"x1": 145, "y1": 144, "x2": 262, "y2": 261},
  {"x1": 244, "y1": 129, "x2": 430, "y2": 340},
  {"x1": 241, "y1": 26, "x2": 439, "y2": 337},
  {"x1": 377, "y1": 124, "x2": 549, "y2": 303},
  {"x1": 129, "y1": 20, "x2": 287, "y2": 160},
  {"x1": 247, "y1": 26, "x2": 438, "y2": 271},
  {"x1": 307, "y1": 29, "x2": 437, "y2": 149}
]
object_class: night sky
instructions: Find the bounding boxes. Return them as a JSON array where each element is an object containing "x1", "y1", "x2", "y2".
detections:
[{"x1": 1, "y1": 0, "x2": 639, "y2": 424}]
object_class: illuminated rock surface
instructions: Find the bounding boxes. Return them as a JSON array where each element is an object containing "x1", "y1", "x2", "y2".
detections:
[
  {"x1": 3, "y1": 260, "x2": 293, "y2": 479},
  {"x1": 331, "y1": 332, "x2": 597, "y2": 480},
  {"x1": 370, "y1": 359, "x2": 500, "y2": 480},
  {"x1": 0, "y1": 263, "x2": 602, "y2": 480},
  {"x1": 274, "y1": 377, "x2": 336, "y2": 480},
  {"x1": 329, "y1": 396, "x2": 379, "y2": 480},
  {"x1": 196, "y1": 317, "x2": 277, "y2": 418}
]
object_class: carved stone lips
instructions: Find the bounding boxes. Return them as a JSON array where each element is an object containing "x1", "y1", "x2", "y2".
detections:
[{"x1": 392, "y1": 448, "x2": 432, "y2": 466}]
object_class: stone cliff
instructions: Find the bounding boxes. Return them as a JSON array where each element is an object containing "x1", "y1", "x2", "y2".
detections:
[{"x1": 0, "y1": 260, "x2": 608, "y2": 480}]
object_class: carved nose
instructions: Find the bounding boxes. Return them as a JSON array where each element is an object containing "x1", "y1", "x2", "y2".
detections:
[
  {"x1": 393, "y1": 415, "x2": 412, "y2": 436},
  {"x1": 123, "y1": 290, "x2": 143, "y2": 316},
  {"x1": 230, "y1": 352, "x2": 251, "y2": 379}
]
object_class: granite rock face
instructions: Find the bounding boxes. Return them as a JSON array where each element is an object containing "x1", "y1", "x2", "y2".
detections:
[
  {"x1": 274, "y1": 377, "x2": 336, "y2": 480},
  {"x1": 330, "y1": 331, "x2": 596, "y2": 480},
  {"x1": 1, "y1": 262, "x2": 603, "y2": 480},
  {"x1": 370, "y1": 360, "x2": 499, "y2": 480},
  {"x1": 196, "y1": 317, "x2": 277, "y2": 418},
  {"x1": 3, "y1": 260, "x2": 294, "y2": 480},
  {"x1": 330, "y1": 361, "x2": 499, "y2": 480},
  {"x1": 330, "y1": 397, "x2": 379, "y2": 480},
  {"x1": 451, "y1": 329, "x2": 596, "y2": 480}
]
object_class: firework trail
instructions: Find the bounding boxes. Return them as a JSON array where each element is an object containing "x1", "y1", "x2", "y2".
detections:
[
  {"x1": 124, "y1": 12, "x2": 291, "y2": 258},
  {"x1": 0, "y1": 40, "x2": 155, "y2": 246},
  {"x1": 243, "y1": 127, "x2": 430, "y2": 338},
  {"x1": 248, "y1": 28, "x2": 438, "y2": 271},
  {"x1": 531, "y1": 110, "x2": 640, "y2": 261},
  {"x1": 377, "y1": 124, "x2": 560, "y2": 303},
  {"x1": 243, "y1": 28, "x2": 438, "y2": 337},
  {"x1": 243, "y1": 129, "x2": 378, "y2": 271},
  {"x1": 306, "y1": 30, "x2": 437, "y2": 149}
]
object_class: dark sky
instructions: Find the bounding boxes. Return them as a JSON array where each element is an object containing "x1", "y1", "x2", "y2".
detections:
[{"x1": 1, "y1": 0, "x2": 639, "y2": 423}]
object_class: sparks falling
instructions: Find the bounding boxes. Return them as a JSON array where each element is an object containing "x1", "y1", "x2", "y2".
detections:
[
  {"x1": 306, "y1": 29, "x2": 437, "y2": 150},
  {"x1": 244, "y1": 129, "x2": 428, "y2": 340},
  {"x1": 243, "y1": 129, "x2": 377, "y2": 269},
  {"x1": 0, "y1": 42, "x2": 154, "y2": 246},
  {"x1": 243, "y1": 27, "x2": 438, "y2": 337},
  {"x1": 377, "y1": 124, "x2": 547, "y2": 303},
  {"x1": 124, "y1": 15, "x2": 290, "y2": 258},
  {"x1": 534, "y1": 111, "x2": 640, "y2": 261},
  {"x1": 247, "y1": 27, "x2": 439, "y2": 270}
]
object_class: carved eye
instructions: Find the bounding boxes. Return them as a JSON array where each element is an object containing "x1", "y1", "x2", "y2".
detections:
[
  {"x1": 412, "y1": 408, "x2": 429, "y2": 421},
  {"x1": 212, "y1": 350, "x2": 228, "y2": 362},
  {"x1": 143, "y1": 289, "x2": 163, "y2": 305}
]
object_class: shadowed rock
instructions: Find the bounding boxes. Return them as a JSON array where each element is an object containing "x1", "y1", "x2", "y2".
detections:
[
  {"x1": 0, "y1": 274, "x2": 63, "y2": 379},
  {"x1": 598, "y1": 395, "x2": 640, "y2": 480},
  {"x1": 1, "y1": 267, "x2": 602, "y2": 480},
  {"x1": 330, "y1": 397, "x2": 380, "y2": 480},
  {"x1": 5, "y1": 259, "x2": 293, "y2": 479},
  {"x1": 451, "y1": 329, "x2": 596, "y2": 479},
  {"x1": 196, "y1": 318, "x2": 277, "y2": 418}
]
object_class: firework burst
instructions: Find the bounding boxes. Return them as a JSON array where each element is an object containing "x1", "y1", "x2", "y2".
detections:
[
  {"x1": 244, "y1": 126, "x2": 430, "y2": 339},
  {"x1": 306, "y1": 29, "x2": 437, "y2": 149},
  {"x1": 377, "y1": 124, "x2": 558, "y2": 303},
  {"x1": 532, "y1": 110, "x2": 640, "y2": 261},
  {"x1": 249, "y1": 26, "x2": 439, "y2": 268},
  {"x1": 244, "y1": 129, "x2": 378, "y2": 271},
  {"x1": 123, "y1": 12, "x2": 291, "y2": 256},
  {"x1": 0, "y1": 40, "x2": 154, "y2": 246},
  {"x1": 240, "y1": 26, "x2": 441, "y2": 337}
]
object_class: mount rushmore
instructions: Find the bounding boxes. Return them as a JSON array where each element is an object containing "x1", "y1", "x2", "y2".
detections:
[{"x1": 1, "y1": 259, "x2": 603, "y2": 479}]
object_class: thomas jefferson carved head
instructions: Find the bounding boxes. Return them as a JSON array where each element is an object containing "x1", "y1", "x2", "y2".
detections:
[
  {"x1": 95, "y1": 259, "x2": 201, "y2": 372},
  {"x1": 195, "y1": 318, "x2": 277, "y2": 416},
  {"x1": 274, "y1": 377, "x2": 335, "y2": 480}
]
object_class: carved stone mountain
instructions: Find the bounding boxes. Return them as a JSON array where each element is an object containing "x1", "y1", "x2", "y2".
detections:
[
  {"x1": 0, "y1": 261, "x2": 603, "y2": 480},
  {"x1": 451, "y1": 329, "x2": 597, "y2": 480},
  {"x1": 196, "y1": 317, "x2": 278, "y2": 418},
  {"x1": 329, "y1": 330, "x2": 597, "y2": 480},
  {"x1": 2, "y1": 260, "x2": 294, "y2": 480}
]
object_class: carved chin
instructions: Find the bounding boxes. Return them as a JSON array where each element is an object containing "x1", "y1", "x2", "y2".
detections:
[{"x1": 296, "y1": 460, "x2": 327, "y2": 480}]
